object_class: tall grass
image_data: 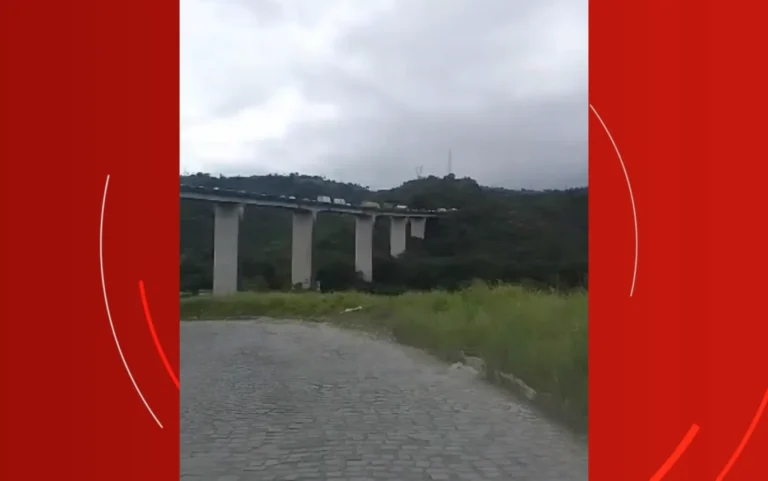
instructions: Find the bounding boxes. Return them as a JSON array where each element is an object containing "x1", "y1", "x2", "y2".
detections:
[{"x1": 180, "y1": 282, "x2": 587, "y2": 430}]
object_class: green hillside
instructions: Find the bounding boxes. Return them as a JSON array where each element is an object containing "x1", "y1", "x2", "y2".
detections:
[{"x1": 180, "y1": 173, "x2": 587, "y2": 293}]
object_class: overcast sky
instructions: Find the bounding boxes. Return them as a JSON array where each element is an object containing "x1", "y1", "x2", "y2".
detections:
[{"x1": 180, "y1": 0, "x2": 587, "y2": 190}]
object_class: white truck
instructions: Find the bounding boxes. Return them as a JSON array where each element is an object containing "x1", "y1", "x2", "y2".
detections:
[
  {"x1": 361, "y1": 201, "x2": 380, "y2": 209},
  {"x1": 317, "y1": 195, "x2": 332, "y2": 203},
  {"x1": 395, "y1": 204, "x2": 408, "y2": 210},
  {"x1": 333, "y1": 198, "x2": 346, "y2": 205}
]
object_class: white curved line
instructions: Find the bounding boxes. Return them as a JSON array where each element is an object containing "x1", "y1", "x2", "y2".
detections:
[
  {"x1": 589, "y1": 104, "x2": 638, "y2": 297},
  {"x1": 100, "y1": 174, "x2": 164, "y2": 428}
]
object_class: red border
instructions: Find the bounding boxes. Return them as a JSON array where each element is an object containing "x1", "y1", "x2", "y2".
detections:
[
  {"x1": 591, "y1": 1, "x2": 768, "y2": 480},
  {"x1": 1, "y1": 1, "x2": 179, "y2": 479}
]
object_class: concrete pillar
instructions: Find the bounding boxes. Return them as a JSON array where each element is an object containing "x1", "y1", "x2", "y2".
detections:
[
  {"x1": 354, "y1": 214, "x2": 375, "y2": 282},
  {"x1": 389, "y1": 216, "x2": 407, "y2": 257},
  {"x1": 409, "y1": 217, "x2": 426, "y2": 239},
  {"x1": 213, "y1": 203, "x2": 243, "y2": 296},
  {"x1": 291, "y1": 210, "x2": 315, "y2": 289}
]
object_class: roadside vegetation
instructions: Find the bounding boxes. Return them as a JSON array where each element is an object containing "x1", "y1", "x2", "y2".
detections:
[{"x1": 180, "y1": 282, "x2": 588, "y2": 431}]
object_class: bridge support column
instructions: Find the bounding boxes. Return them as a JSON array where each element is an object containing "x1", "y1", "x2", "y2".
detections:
[
  {"x1": 409, "y1": 217, "x2": 426, "y2": 239},
  {"x1": 355, "y1": 214, "x2": 375, "y2": 282},
  {"x1": 291, "y1": 210, "x2": 315, "y2": 289},
  {"x1": 389, "y1": 217, "x2": 407, "y2": 257},
  {"x1": 213, "y1": 203, "x2": 243, "y2": 296}
]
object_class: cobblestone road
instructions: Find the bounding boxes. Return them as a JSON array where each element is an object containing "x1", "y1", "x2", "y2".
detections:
[{"x1": 181, "y1": 320, "x2": 587, "y2": 480}]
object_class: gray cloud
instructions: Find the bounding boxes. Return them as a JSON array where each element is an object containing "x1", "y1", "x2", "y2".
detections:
[{"x1": 181, "y1": 0, "x2": 587, "y2": 189}]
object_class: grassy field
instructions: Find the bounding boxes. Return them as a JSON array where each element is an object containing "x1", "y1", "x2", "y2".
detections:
[{"x1": 180, "y1": 283, "x2": 588, "y2": 431}]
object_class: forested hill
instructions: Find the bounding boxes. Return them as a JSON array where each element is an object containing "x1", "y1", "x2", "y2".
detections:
[{"x1": 180, "y1": 173, "x2": 587, "y2": 293}]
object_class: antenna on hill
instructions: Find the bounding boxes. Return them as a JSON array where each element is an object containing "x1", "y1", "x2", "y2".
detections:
[
  {"x1": 447, "y1": 149, "x2": 453, "y2": 175},
  {"x1": 415, "y1": 165, "x2": 424, "y2": 179}
]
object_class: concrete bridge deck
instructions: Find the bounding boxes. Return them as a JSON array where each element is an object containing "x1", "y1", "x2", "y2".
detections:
[
  {"x1": 180, "y1": 184, "x2": 443, "y2": 217},
  {"x1": 181, "y1": 320, "x2": 588, "y2": 481}
]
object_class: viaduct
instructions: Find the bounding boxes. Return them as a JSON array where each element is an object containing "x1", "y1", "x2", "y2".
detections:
[{"x1": 180, "y1": 184, "x2": 444, "y2": 295}]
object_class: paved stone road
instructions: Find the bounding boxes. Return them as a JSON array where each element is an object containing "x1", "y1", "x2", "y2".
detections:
[{"x1": 181, "y1": 320, "x2": 587, "y2": 480}]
